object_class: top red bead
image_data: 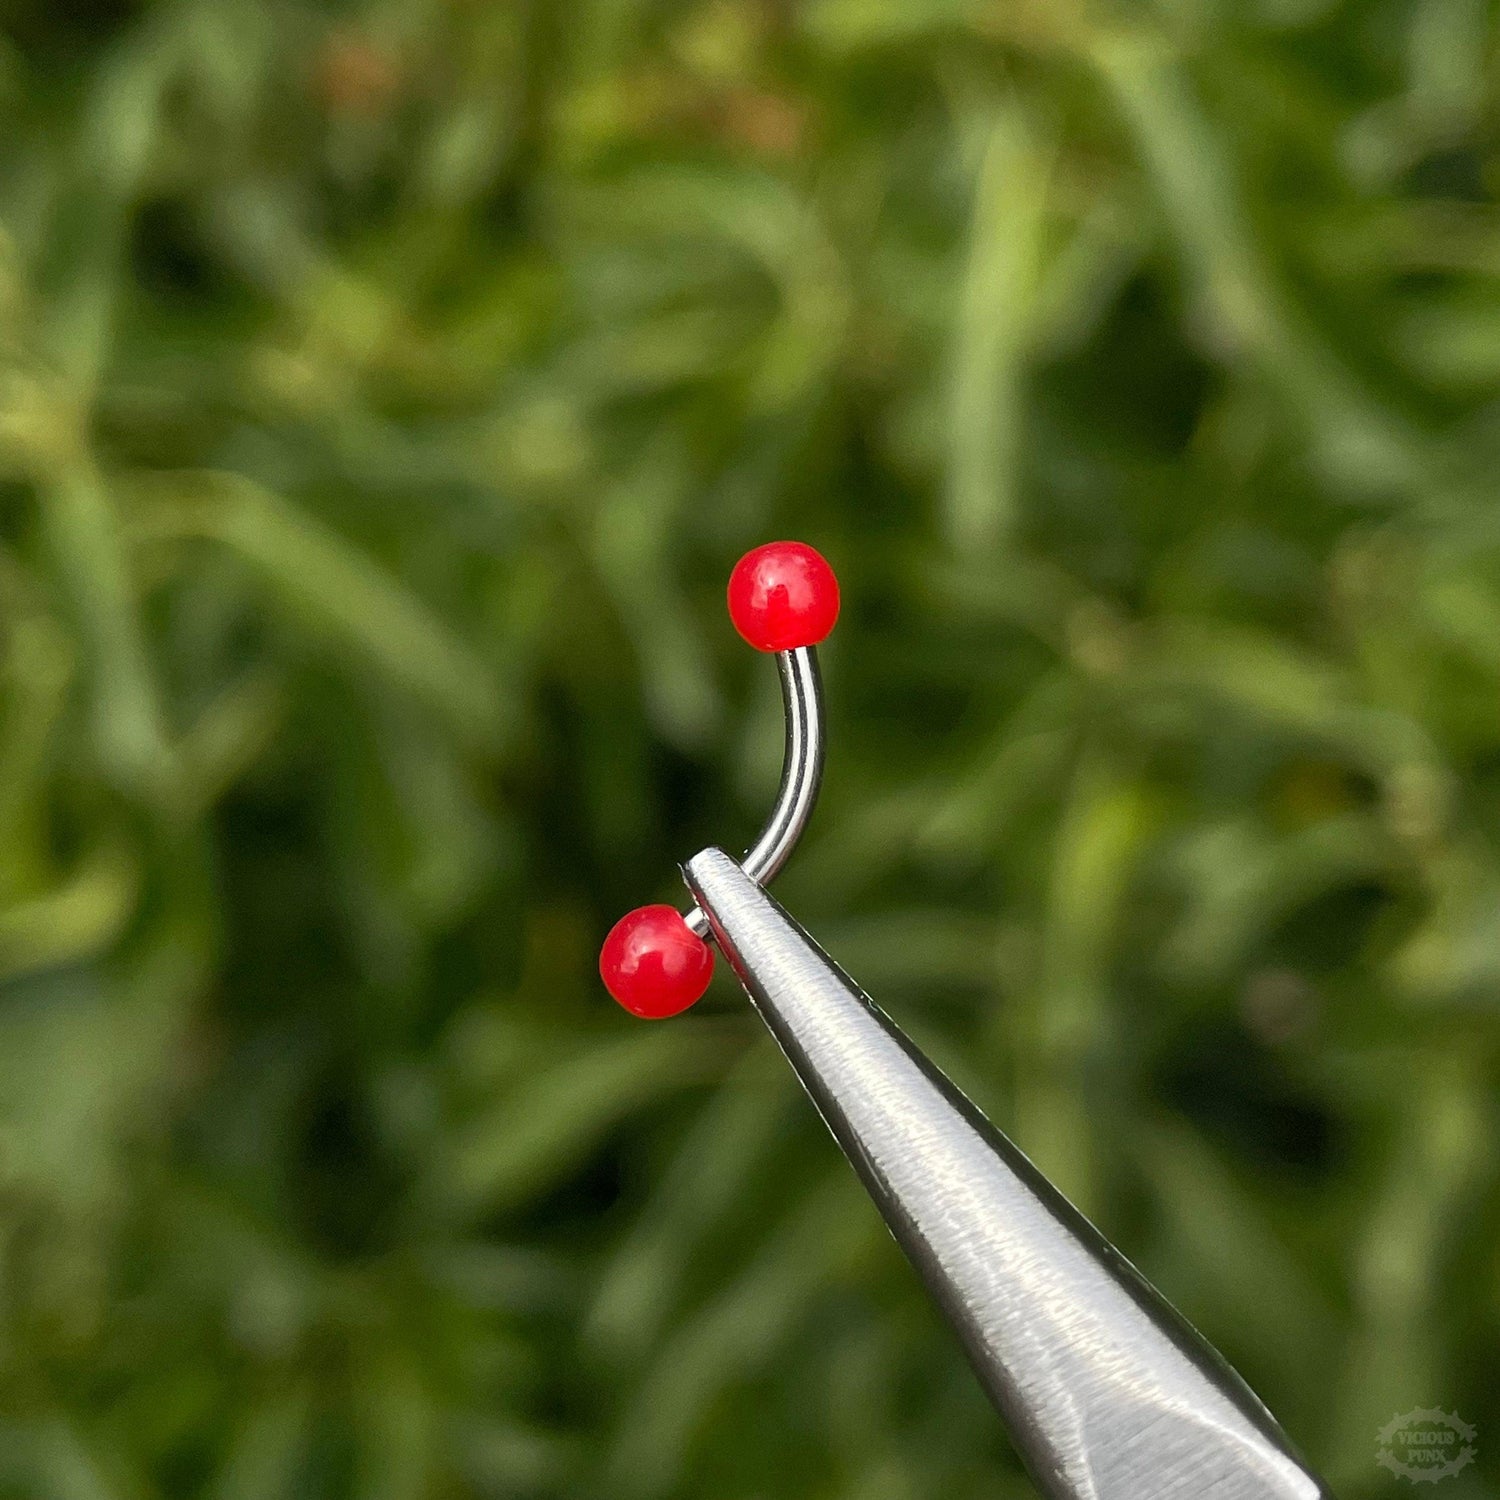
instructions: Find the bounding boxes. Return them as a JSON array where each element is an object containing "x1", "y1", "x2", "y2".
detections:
[{"x1": 726, "y1": 542, "x2": 840, "y2": 653}]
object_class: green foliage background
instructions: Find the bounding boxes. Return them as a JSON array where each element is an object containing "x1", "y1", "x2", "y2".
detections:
[{"x1": 0, "y1": 0, "x2": 1497, "y2": 1495}]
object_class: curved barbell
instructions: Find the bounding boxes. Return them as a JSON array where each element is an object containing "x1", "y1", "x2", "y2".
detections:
[{"x1": 600, "y1": 542, "x2": 838, "y2": 1017}]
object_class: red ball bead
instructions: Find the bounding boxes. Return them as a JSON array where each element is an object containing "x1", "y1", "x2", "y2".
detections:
[
  {"x1": 727, "y1": 541, "x2": 840, "y2": 653},
  {"x1": 600, "y1": 905, "x2": 714, "y2": 1019}
]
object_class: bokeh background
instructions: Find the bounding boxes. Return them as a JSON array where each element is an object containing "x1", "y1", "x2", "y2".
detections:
[{"x1": 0, "y1": 0, "x2": 1497, "y2": 1496}]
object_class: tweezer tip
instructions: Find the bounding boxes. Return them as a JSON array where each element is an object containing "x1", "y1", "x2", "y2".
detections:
[{"x1": 681, "y1": 846, "x2": 803, "y2": 990}]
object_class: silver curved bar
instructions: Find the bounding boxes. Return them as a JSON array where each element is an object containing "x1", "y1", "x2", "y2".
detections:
[{"x1": 684, "y1": 645, "x2": 825, "y2": 940}]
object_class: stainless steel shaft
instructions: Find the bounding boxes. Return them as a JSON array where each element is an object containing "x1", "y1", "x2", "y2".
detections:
[{"x1": 682, "y1": 846, "x2": 1333, "y2": 1500}]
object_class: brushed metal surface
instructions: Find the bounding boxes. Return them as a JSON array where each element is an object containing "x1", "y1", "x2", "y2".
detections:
[{"x1": 683, "y1": 846, "x2": 1333, "y2": 1500}]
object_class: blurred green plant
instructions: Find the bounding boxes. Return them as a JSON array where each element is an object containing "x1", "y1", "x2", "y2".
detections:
[{"x1": 0, "y1": 0, "x2": 1496, "y2": 1497}]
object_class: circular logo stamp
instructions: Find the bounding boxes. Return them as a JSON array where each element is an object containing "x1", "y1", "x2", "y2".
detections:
[{"x1": 1376, "y1": 1409, "x2": 1477, "y2": 1484}]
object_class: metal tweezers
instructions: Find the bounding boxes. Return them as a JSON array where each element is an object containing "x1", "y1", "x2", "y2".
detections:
[{"x1": 675, "y1": 646, "x2": 1334, "y2": 1500}]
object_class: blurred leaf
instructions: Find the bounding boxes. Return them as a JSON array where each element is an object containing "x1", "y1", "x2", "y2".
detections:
[
  {"x1": 139, "y1": 472, "x2": 505, "y2": 743},
  {"x1": 429, "y1": 1028, "x2": 721, "y2": 1222},
  {"x1": 946, "y1": 99, "x2": 1052, "y2": 551}
]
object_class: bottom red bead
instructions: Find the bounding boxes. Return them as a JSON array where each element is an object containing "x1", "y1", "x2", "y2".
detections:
[{"x1": 600, "y1": 904, "x2": 714, "y2": 1018}]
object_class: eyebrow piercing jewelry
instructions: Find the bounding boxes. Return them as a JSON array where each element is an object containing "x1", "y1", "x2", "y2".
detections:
[
  {"x1": 599, "y1": 540, "x2": 838, "y2": 1019},
  {"x1": 599, "y1": 542, "x2": 1333, "y2": 1500}
]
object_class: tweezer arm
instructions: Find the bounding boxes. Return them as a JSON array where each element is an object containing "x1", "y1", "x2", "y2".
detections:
[{"x1": 683, "y1": 847, "x2": 1333, "y2": 1500}]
